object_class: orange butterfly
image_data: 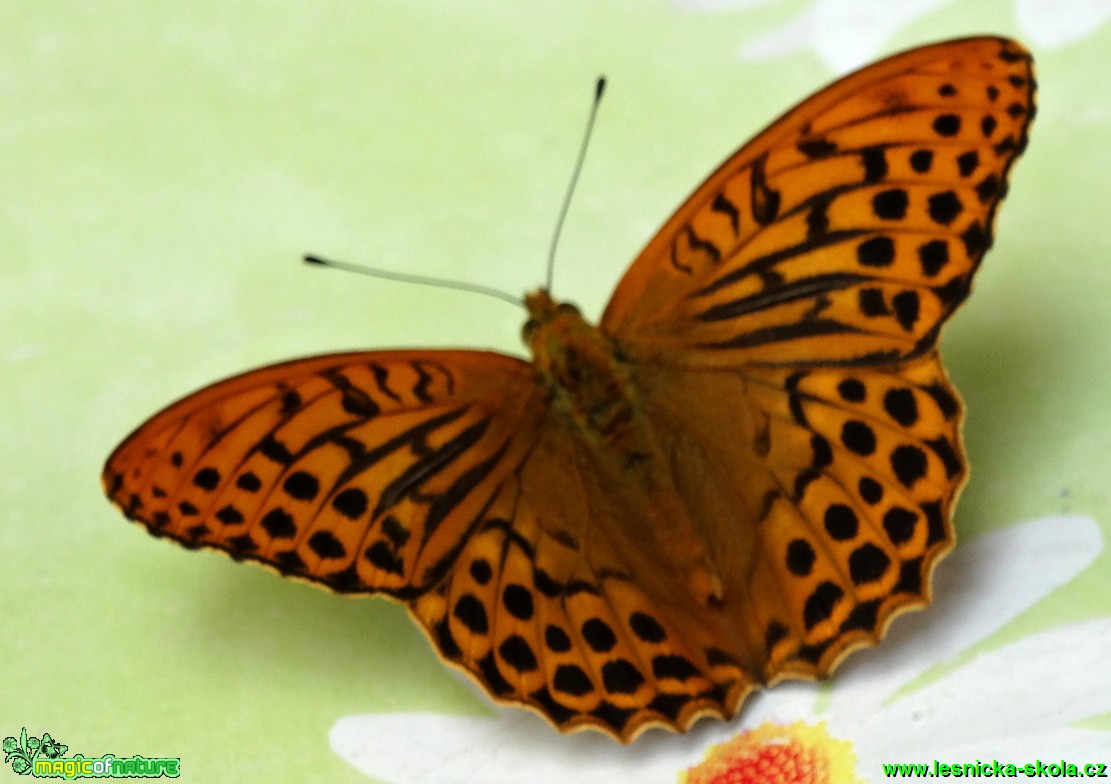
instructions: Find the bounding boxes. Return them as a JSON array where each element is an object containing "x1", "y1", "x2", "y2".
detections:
[{"x1": 104, "y1": 37, "x2": 1035, "y2": 742}]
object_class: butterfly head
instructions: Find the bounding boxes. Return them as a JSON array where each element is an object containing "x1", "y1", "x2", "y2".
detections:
[
  {"x1": 522, "y1": 289, "x2": 579, "y2": 339},
  {"x1": 521, "y1": 289, "x2": 596, "y2": 380}
]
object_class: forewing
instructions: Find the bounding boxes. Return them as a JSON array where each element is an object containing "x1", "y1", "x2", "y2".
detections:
[
  {"x1": 602, "y1": 37, "x2": 1034, "y2": 368},
  {"x1": 103, "y1": 350, "x2": 545, "y2": 597},
  {"x1": 106, "y1": 348, "x2": 750, "y2": 740}
]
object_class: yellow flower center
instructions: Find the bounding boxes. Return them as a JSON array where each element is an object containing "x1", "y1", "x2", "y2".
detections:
[{"x1": 683, "y1": 721, "x2": 862, "y2": 784}]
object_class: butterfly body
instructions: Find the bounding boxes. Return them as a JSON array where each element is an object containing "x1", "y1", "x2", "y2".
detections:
[
  {"x1": 526, "y1": 288, "x2": 732, "y2": 608},
  {"x1": 105, "y1": 37, "x2": 1034, "y2": 742}
]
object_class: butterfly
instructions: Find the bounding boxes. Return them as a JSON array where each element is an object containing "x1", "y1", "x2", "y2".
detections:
[{"x1": 103, "y1": 37, "x2": 1035, "y2": 742}]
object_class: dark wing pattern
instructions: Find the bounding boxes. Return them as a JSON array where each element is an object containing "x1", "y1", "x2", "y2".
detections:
[
  {"x1": 596, "y1": 36, "x2": 1034, "y2": 701},
  {"x1": 104, "y1": 350, "x2": 753, "y2": 741},
  {"x1": 104, "y1": 351, "x2": 543, "y2": 596},
  {"x1": 409, "y1": 415, "x2": 757, "y2": 741},
  {"x1": 603, "y1": 37, "x2": 1034, "y2": 370}
]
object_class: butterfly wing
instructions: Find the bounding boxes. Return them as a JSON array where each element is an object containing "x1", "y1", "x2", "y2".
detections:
[
  {"x1": 600, "y1": 39, "x2": 1035, "y2": 684},
  {"x1": 103, "y1": 350, "x2": 546, "y2": 596},
  {"x1": 603, "y1": 36, "x2": 1034, "y2": 368},
  {"x1": 104, "y1": 349, "x2": 749, "y2": 740},
  {"x1": 409, "y1": 409, "x2": 756, "y2": 742},
  {"x1": 632, "y1": 352, "x2": 965, "y2": 682}
]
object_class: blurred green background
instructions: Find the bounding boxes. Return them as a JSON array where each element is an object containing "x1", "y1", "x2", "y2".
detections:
[{"x1": 3, "y1": 2, "x2": 1108, "y2": 781}]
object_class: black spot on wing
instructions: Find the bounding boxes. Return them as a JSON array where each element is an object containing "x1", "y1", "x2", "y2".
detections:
[
  {"x1": 193, "y1": 467, "x2": 220, "y2": 490},
  {"x1": 860, "y1": 146, "x2": 888, "y2": 183},
  {"x1": 872, "y1": 189, "x2": 908, "y2": 220},
  {"x1": 797, "y1": 138, "x2": 837, "y2": 158},
  {"x1": 956, "y1": 151, "x2": 979, "y2": 177},
  {"x1": 856, "y1": 236, "x2": 895, "y2": 267},
  {"x1": 917, "y1": 240, "x2": 948, "y2": 276},
  {"x1": 909, "y1": 149, "x2": 933, "y2": 173},
  {"x1": 803, "y1": 582, "x2": 843, "y2": 629},
  {"x1": 325, "y1": 370, "x2": 381, "y2": 418},
  {"x1": 308, "y1": 531, "x2": 346, "y2": 559},
  {"x1": 806, "y1": 196, "x2": 831, "y2": 239},
  {"x1": 236, "y1": 472, "x2": 262, "y2": 492},
  {"x1": 932, "y1": 114, "x2": 961, "y2": 137}
]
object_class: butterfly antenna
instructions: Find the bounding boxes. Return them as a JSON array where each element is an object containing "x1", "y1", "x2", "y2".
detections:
[
  {"x1": 546, "y1": 76, "x2": 606, "y2": 292},
  {"x1": 303, "y1": 255, "x2": 524, "y2": 309}
]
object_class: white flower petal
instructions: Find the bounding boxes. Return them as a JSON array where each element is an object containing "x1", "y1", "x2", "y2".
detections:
[
  {"x1": 833, "y1": 515, "x2": 1101, "y2": 704},
  {"x1": 1016, "y1": 0, "x2": 1111, "y2": 48},
  {"x1": 330, "y1": 518, "x2": 1105, "y2": 781},
  {"x1": 737, "y1": 13, "x2": 814, "y2": 61},
  {"x1": 330, "y1": 711, "x2": 720, "y2": 784},
  {"x1": 736, "y1": 681, "x2": 825, "y2": 725},
  {"x1": 738, "y1": 0, "x2": 952, "y2": 71},
  {"x1": 848, "y1": 618, "x2": 1111, "y2": 766}
]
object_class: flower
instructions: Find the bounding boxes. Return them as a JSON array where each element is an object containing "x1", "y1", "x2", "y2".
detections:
[
  {"x1": 682, "y1": 721, "x2": 862, "y2": 784},
  {"x1": 671, "y1": 0, "x2": 1111, "y2": 71},
  {"x1": 330, "y1": 516, "x2": 1107, "y2": 783}
]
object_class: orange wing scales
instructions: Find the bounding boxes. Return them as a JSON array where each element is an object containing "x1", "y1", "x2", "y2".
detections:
[
  {"x1": 740, "y1": 355, "x2": 964, "y2": 678},
  {"x1": 410, "y1": 512, "x2": 754, "y2": 738},
  {"x1": 632, "y1": 347, "x2": 964, "y2": 680},
  {"x1": 103, "y1": 37, "x2": 1034, "y2": 743},
  {"x1": 104, "y1": 351, "x2": 543, "y2": 596},
  {"x1": 605, "y1": 37, "x2": 1034, "y2": 371},
  {"x1": 409, "y1": 434, "x2": 758, "y2": 740}
]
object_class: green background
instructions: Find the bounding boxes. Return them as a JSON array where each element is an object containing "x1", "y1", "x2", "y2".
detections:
[{"x1": 3, "y1": 2, "x2": 1108, "y2": 781}]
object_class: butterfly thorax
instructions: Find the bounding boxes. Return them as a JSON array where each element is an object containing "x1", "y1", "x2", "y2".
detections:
[{"x1": 524, "y1": 290, "x2": 639, "y2": 455}]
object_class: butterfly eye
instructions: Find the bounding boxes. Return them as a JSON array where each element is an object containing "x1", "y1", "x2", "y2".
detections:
[{"x1": 521, "y1": 318, "x2": 540, "y2": 342}]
